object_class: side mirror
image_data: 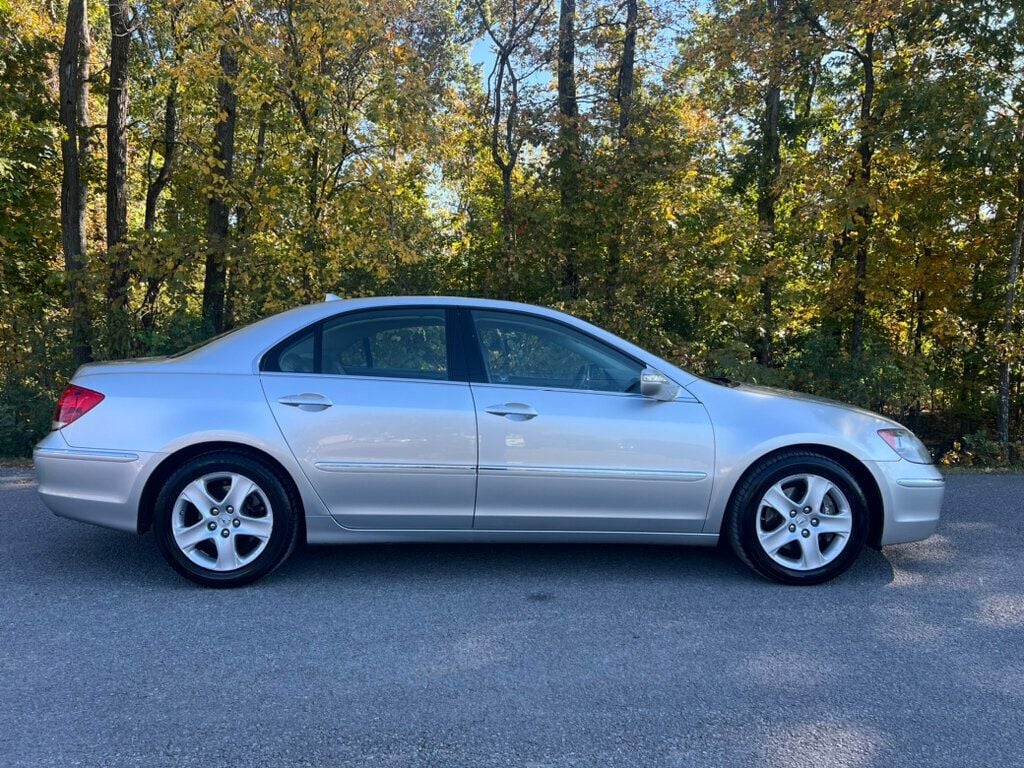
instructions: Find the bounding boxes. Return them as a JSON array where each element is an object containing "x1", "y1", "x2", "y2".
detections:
[{"x1": 640, "y1": 368, "x2": 680, "y2": 401}]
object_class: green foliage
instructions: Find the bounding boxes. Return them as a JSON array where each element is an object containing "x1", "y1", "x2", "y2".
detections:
[
  {"x1": 942, "y1": 431, "x2": 1024, "y2": 469},
  {"x1": 0, "y1": 0, "x2": 1022, "y2": 463}
]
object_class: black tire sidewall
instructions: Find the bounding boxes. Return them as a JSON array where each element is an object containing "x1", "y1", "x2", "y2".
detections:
[
  {"x1": 734, "y1": 454, "x2": 869, "y2": 585},
  {"x1": 154, "y1": 453, "x2": 297, "y2": 587}
]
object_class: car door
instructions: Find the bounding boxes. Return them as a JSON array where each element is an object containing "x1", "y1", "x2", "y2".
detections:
[
  {"x1": 463, "y1": 308, "x2": 715, "y2": 533},
  {"x1": 260, "y1": 307, "x2": 477, "y2": 530}
]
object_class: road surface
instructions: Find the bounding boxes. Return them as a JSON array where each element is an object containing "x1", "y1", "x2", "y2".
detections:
[{"x1": 1, "y1": 470, "x2": 1022, "y2": 767}]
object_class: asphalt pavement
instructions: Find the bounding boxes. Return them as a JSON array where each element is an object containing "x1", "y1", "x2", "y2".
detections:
[{"x1": 1, "y1": 469, "x2": 1023, "y2": 767}]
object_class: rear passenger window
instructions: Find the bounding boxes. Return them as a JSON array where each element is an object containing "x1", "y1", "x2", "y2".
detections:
[
  {"x1": 322, "y1": 309, "x2": 449, "y2": 380},
  {"x1": 261, "y1": 308, "x2": 451, "y2": 379}
]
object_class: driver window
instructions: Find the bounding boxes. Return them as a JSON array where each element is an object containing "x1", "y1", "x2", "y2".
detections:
[{"x1": 469, "y1": 310, "x2": 643, "y2": 393}]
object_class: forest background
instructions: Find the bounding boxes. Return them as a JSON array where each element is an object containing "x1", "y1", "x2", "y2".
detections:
[{"x1": 1, "y1": 0, "x2": 1022, "y2": 464}]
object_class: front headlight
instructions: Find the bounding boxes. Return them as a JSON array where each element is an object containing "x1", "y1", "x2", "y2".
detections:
[{"x1": 878, "y1": 428, "x2": 933, "y2": 464}]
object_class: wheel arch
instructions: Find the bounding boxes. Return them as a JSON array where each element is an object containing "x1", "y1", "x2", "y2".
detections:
[
  {"x1": 137, "y1": 441, "x2": 306, "y2": 538},
  {"x1": 723, "y1": 443, "x2": 885, "y2": 549}
]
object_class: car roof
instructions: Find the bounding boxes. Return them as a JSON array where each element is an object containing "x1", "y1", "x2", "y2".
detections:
[{"x1": 175, "y1": 296, "x2": 698, "y2": 384}]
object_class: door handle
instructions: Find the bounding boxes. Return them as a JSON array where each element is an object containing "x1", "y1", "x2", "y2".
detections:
[
  {"x1": 484, "y1": 403, "x2": 538, "y2": 420},
  {"x1": 277, "y1": 393, "x2": 333, "y2": 411}
]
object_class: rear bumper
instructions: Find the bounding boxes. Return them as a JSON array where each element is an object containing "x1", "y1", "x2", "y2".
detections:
[
  {"x1": 34, "y1": 431, "x2": 154, "y2": 533},
  {"x1": 865, "y1": 459, "x2": 945, "y2": 546}
]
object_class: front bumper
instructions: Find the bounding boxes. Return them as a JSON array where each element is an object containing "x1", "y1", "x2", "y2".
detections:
[
  {"x1": 34, "y1": 431, "x2": 155, "y2": 533},
  {"x1": 865, "y1": 458, "x2": 945, "y2": 546}
]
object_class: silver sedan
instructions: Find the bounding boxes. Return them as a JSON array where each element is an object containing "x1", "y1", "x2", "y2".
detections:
[{"x1": 35, "y1": 296, "x2": 944, "y2": 587}]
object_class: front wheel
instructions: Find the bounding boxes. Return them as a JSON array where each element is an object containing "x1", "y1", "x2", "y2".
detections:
[
  {"x1": 153, "y1": 453, "x2": 300, "y2": 587},
  {"x1": 725, "y1": 452, "x2": 869, "y2": 585}
]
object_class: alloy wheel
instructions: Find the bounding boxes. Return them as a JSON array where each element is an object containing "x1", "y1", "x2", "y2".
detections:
[
  {"x1": 170, "y1": 472, "x2": 274, "y2": 572},
  {"x1": 754, "y1": 473, "x2": 853, "y2": 571}
]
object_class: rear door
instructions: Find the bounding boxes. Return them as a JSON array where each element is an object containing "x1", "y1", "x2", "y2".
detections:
[{"x1": 260, "y1": 307, "x2": 478, "y2": 530}]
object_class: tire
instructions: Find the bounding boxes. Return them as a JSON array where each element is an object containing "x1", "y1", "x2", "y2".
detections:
[
  {"x1": 153, "y1": 452, "x2": 300, "y2": 588},
  {"x1": 725, "y1": 451, "x2": 869, "y2": 585}
]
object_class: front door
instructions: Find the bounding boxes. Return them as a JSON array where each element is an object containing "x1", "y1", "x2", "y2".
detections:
[
  {"x1": 464, "y1": 308, "x2": 714, "y2": 533},
  {"x1": 260, "y1": 307, "x2": 477, "y2": 530}
]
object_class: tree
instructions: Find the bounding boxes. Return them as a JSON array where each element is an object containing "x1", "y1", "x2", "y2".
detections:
[
  {"x1": 106, "y1": 0, "x2": 133, "y2": 357},
  {"x1": 986, "y1": 12, "x2": 1024, "y2": 458},
  {"x1": 604, "y1": 0, "x2": 638, "y2": 306},
  {"x1": 135, "y1": 0, "x2": 188, "y2": 339},
  {"x1": 58, "y1": 0, "x2": 93, "y2": 365},
  {"x1": 798, "y1": 1, "x2": 902, "y2": 360},
  {"x1": 677, "y1": 0, "x2": 816, "y2": 365},
  {"x1": 3, "y1": 0, "x2": 1023, "y2": 461},
  {"x1": 202, "y1": 0, "x2": 238, "y2": 335},
  {"x1": 999, "y1": 115, "x2": 1023, "y2": 454},
  {"x1": 473, "y1": 0, "x2": 553, "y2": 295},
  {"x1": 753, "y1": 0, "x2": 784, "y2": 366},
  {"x1": 555, "y1": 0, "x2": 580, "y2": 297}
]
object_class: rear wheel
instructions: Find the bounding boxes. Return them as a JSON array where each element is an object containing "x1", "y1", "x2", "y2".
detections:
[
  {"x1": 154, "y1": 453, "x2": 300, "y2": 587},
  {"x1": 726, "y1": 452, "x2": 868, "y2": 585}
]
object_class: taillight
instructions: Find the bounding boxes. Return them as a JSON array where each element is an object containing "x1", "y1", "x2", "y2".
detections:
[{"x1": 53, "y1": 384, "x2": 104, "y2": 430}]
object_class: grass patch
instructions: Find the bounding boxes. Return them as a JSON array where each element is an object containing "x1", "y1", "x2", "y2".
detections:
[
  {"x1": 0, "y1": 456, "x2": 34, "y2": 468},
  {"x1": 940, "y1": 465, "x2": 1024, "y2": 476}
]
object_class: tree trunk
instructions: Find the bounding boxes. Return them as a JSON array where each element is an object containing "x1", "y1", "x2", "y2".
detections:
[
  {"x1": 301, "y1": 143, "x2": 322, "y2": 303},
  {"x1": 605, "y1": 0, "x2": 638, "y2": 307},
  {"x1": 140, "y1": 82, "x2": 179, "y2": 338},
  {"x1": 474, "y1": 0, "x2": 546, "y2": 298},
  {"x1": 230, "y1": 101, "x2": 269, "y2": 327},
  {"x1": 750, "y1": 0, "x2": 785, "y2": 366},
  {"x1": 755, "y1": 7, "x2": 782, "y2": 365},
  {"x1": 501, "y1": 164, "x2": 515, "y2": 296},
  {"x1": 959, "y1": 257, "x2": 985, "y2": 438},
  {"x1": 59, "y1": 0, "x2": 92, "y2": 366},
  {"x1": 202, "y1": 20, "x2": 238, "y2": 335},
  {"x1": 913, "y1": 279, "x2": 925, "y2": 357},
  {"x1": 556, "y1": 0, "x2": 580, "y2": 298},
  {"x1": 105, "y1": 0, "x2": 132, "y2": 357},
  {"x1": 616, "y1": 0, "x2": 637, "y2": 138},
  {"x1": 144, "y1": 83, "x2": 177, "y2": 232},
  {"x1": 998, "y1": 130, "x2": 1024, "y2": 456},
  {"x1": 909, "y1": 247, "x2": 928, "y2": 430},
  {"x1": 850, "y1": 32, "x2": 875, "y2": 361},
  {"x1": 800, "y1": 55, "x2": 819, "y2": 132},
  {"x1": 235, "y1": 101, "x2": 268, "y2": 242}
]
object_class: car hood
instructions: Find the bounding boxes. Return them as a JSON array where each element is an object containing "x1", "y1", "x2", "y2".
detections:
[
  {"x1": 681, "y1": 378, "x2": 909, "y2": 462},
  {"x1": 687, "y1": 378, "x2": 904, "y2": 429},
  {"x1": 730, "y1": 382, "x2": 895, "y2": 421}
]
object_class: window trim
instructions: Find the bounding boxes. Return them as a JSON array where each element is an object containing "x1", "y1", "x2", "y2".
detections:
[
  {"x1": 458, "y1": 307, "x2": 645, "y2": 393},
  {"x1": 260, "y1": 306, "x2": 466, "y2": 382}
]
